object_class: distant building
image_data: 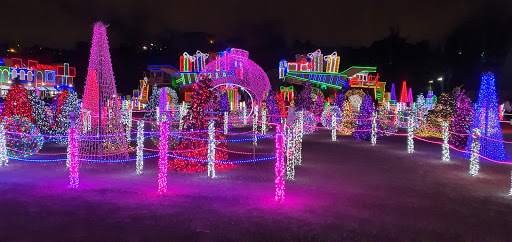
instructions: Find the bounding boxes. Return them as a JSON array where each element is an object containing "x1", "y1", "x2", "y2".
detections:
[{"x1": 0, "y1": 57, "x2": 75, "y2": 98}]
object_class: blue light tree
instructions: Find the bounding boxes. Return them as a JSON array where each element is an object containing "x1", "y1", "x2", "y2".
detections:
[{"x1": 466, "y1": 73, "x2": 507, "y2": 161}]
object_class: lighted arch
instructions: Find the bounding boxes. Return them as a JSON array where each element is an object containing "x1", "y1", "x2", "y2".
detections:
[{"x1": 199, "y1": 48, "x2": 270, "y2": 103}]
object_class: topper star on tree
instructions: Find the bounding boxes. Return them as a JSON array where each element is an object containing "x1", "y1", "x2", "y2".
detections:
[
  {"x1": 465, "y1": 73, "x2": 507, "y2": 161},
  {"x1": 449, "y1": 91, "x2": 473, "y2": 149},
  {"x1": 353, "y1": 94, "x2": 375, "y2": 141}
]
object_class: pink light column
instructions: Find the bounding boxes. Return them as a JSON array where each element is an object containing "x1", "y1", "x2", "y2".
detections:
[
  {"x1": 158, "y1": 116, "x2": 169, "y2": 194},
  {"x1": 275, "y1": 124, "x2": 285, "y2": 202},
  {"x1": 68, "y1": 125, "x2": 79, "y2": 188}
]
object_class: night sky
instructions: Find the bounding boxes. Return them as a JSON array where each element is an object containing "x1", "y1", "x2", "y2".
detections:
[{"x1": 2, "y1": 0, "x2": 511, "y2": 48}]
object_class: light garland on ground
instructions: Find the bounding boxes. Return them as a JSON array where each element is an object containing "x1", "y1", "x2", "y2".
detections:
[
  {"x1": 0, "y1": 122, "x2": 7, "y2": 166},
  {"x1": 136, "y1": 120, "x2": 144, "y2": 174},
  {"x1": 442, "y1": 120, "x2": 450, "y2": 162},
  {"x1": 407, "y1": 115, "x2": 414, "y2": 153},
  {"x1": 207, "y1": 121, "x2": 216, "y2": 178},
  {"x1": 68, "y1": 121, "x2": 79, "y2": 188},
  {"x1": 275, "y1": 124, "x2": 285, "y2": 202},
  {"x1": 158, "y1": 116, "x2": 168, "y2": 194},
  {"x1": 371, "y1": 111, "x2": 377, "y2": 146},
  {"x1": 469, "y1": 128, "x2": 480, "y2": 176}
]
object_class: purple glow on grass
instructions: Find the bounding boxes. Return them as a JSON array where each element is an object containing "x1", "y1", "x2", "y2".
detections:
[
  {"x1": 68, "y1": 126, "x2": 79, "y2": 188},
  {"x1": 275, "y1": 124, "x2": 285, "y2": 202}
]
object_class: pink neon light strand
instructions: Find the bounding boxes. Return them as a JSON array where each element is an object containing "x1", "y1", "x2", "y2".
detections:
[
  {"x1": 158, "y1": 121, "x2": 169, "y2": 194},
  {"x1": 68, "y1": 127, "x2": 79, "y2": 188},
  {"x1": 274, "y1": 124, "x2": 285, "y2": 202}
]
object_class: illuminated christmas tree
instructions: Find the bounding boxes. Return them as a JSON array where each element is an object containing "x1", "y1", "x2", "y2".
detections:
[
  {"x1": 338, "y1": 101, "x2": 356, "y2": 135},
  {"x1": 219, "y1": 91, "x2": 229, "y2": 113},
  {"x1": 144, "y1": 84, "x2": 159, "y2": 119},
  {"x1": 334, "y1": 91, "x2": 345, "y2": 109},
  {"x1": 169, "y1": 75, "x2": 231, "y2": 172},
  {"x1": 29, "y1": 92, "x2": 51, "y2": 134},
  {"x1": 311, "y1": 94, "x2": 325, "y2": 119},
  {"x1": 1, "y1": 79, "x2": 34, "y2": 123},
  {"x1": 0, "y1": 79, "x2": 43, "y2": 157},
  {"x1": 415, "y1": 93, "x2": 455, "y2": 138},
  {"x1": 296, "y1": 82, "x2": 313, "y2": 111},
  {"x1": 264, "y1": 90, "x2": 280, "y2": 123},
  {"x1": 449, "y1": 91, "x2": 473, "y2": 149},
  {"x1": 79, "y1": 22, "x2": 128, "y2": 160},
  {"x1": 399, "y1": 81, "x2": 408, "y2": 103},
  {"x1": 52, "y1": 89, "x2": 80, "y2": 141},
  {"x1": 353, "y1": 94, "x2": 374, "y2": 141},
  {"x1": 465, "y1": 73, "x2": 506, "y2": 161},
  {"x1": 390, "y1": 83, "x2": 397, "y2": 103}
]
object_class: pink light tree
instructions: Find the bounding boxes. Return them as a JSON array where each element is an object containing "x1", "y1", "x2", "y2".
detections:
[{"x1": 79, "y1": 22, "x2": 128, "y2": 160}]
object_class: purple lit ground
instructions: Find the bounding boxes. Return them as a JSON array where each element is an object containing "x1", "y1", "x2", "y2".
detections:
[{"x1": 1, "y1": 129, "x2": 512, "y2": 240}]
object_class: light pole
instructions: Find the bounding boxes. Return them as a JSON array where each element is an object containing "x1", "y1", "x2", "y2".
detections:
[{"x1": 437, "y1": 77, "x2": 444, "y2": 93}]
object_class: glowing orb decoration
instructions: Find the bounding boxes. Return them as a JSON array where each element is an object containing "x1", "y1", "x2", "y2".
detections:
[
  {"x1": 199, "y1": 48, "x2": 270, "y2": 103},
  {"x1": 345, "y1": 89, "x2": 365, "y2": 111},
  {"x1": 4, "y1": 116, "x2": 43, "y2": 157}
]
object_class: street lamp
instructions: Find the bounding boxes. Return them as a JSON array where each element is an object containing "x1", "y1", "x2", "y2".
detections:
[
  {"x1": 428, "y1": 80, "x2": 434, "y2": 90},
  {"x1": 437, "y1": 77, "x2": 444, "y2": 93}
]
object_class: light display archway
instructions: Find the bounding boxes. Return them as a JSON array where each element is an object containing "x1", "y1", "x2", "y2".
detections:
[{"x1": 199, "y1": 48, "x2": 270, "y2": 104}]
